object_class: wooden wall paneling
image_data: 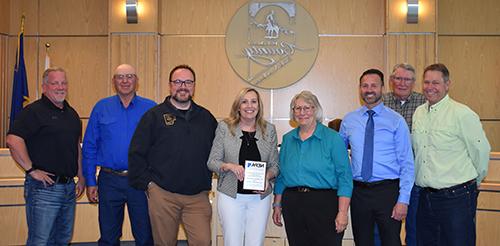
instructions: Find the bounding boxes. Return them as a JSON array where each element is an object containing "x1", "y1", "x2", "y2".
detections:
[
  {"x1": 161, "y1": 36, "x2": 272, "y2": 120},
  {"x1": 38, "y1": 37, "x2": 108, "y2": 118},
  {"x1": 300, "y1": 0, "x2": 385, "y2": 35},
  {"x1": 386, "y1": 34, "x2": 436, "y2": 93},
  {"x1": 0, "y1": 35, "x2": 9, "y2": 147},
  {"x1": 8, "y1": 0, "x2": 38, "y2": 35},
  {"x1": 483, "y1": 154, "x2": 500, "y2": 183},
  {"x1": 438, "y1": 36, "x2": 500, "y2": 119},
  {"x1": 478, "y1": 191, "x2": 500, "y2": 211},
  {"x1": 160, "y1": 0, "x2": 247, "y2": 35},
  {"x1": 0, "y1": 206, "x2": 28, "y2": 245},
  {"x1": 0, "y1": 149, "x2": 24, "y2": 178},
  {"x1": 483, "y1": 122, "x2": 500, "y2": 152},
  {"x1": 476, "y1": 211, "x2": 500, "y2": 246},
  {"x1": 0, "y1": 1, "x2": 9, "y2": 34},
  {"x1": 438, "y1": 0, "x2": 500, "y2": 35},
  {"x1": 39, "y1": 0, "x2": 108, "y2": 35},
  {"x1": 272, "y1": 36, "x2": 385, "y2": 120},
  {"x1": 110, "y1": 0, "x2": 158, "y2": 33},
  {"x1": 387, "y1": 0, "x2": 436, "y2": 33},
  {"x1": 110, "y1": 34, "x2": 160, "y2": 102}
]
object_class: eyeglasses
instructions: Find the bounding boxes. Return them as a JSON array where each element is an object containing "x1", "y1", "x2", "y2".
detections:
[
  {"x1": 392, "y1": 76, "x2": 414, "y2": 83},
  {"x1": 293, "y1": 105, "x2": 314, "y2": 113},
  {"x1": 114, "y1": 74, "x2": 136, "y2": 80},
  {"x1": 170, "y1": 79, "x2": 195, "y2": 87}
]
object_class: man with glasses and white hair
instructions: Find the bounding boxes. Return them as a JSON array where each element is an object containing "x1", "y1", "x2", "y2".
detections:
[
  {"x1": 381, "y1": 63, "x2": 425, "y2": 246},
  {"x1": 7, "y1": 67, "x2": 85, "y2": 245},
  {"x1": 82, "y1": 64, "x2": 155, "y2": 245},
  {"x1": 129, "y1": 64, "x2": 217, "y2": 246}
]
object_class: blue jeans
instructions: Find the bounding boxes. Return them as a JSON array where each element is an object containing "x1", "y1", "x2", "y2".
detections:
[
  {"x1": 24, "y1": 175, "x2": 76, "y2": 246},
  {"x1": 405, "y1": 185, "x2": 420, "y2": 246},
  {"x1": 97, "y1": 171, "x2": 153, "y2": 246},
  {"x1": 417, "y1": 181, "x2": 478, "y2": 246}
]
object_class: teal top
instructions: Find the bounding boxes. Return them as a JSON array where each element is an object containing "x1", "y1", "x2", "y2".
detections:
[{"x1": 274, "y1": 122, "x2": 353, "y2": 197}]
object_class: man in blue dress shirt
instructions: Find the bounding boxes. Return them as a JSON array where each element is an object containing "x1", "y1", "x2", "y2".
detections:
[
  {"x1": 340, "y1": 69, "x2": 414, "y2": 246},
  {"x1": 82, "y1": 64, "x2": 156, "y2": 245}
]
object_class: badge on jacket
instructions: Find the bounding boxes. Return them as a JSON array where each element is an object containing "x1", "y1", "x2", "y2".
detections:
[{"x1": 163, "y1": 113, "x2": 176, "y2": 126}]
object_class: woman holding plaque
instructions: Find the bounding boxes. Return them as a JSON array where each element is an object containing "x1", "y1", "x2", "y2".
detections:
[
  {"x1": 208, "y1": 87, "x2": 279, "y2": 246},
  {"x1": 272, "y1": 91, "x2": 353, "y2": 246}
]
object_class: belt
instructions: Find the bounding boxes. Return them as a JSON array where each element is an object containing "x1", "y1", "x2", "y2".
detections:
[
  {"x1": 421, "y1": 179, "x2": 476, "y2": 193},
  {"x1": 49, "y1": 175, "x2": 74, "y2": 184},
  {"x1": 100, "y1": 167, "x2": 128, "y2": 176},
  {"x1": 286, "y1": 186, "x2": 332, "y2": 193},
  {"x1": 354, "y1": 179, "x2": 399, "y2": 188}
]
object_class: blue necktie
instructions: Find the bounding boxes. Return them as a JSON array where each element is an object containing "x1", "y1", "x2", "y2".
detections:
[{"x1": 361, "y1": 110, "x2": 375, "y2": 182}]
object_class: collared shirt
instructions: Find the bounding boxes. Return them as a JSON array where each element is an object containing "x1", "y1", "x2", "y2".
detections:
[
  {"x1": 383, "y1": 91, "x2": 426, "y2": 131},
  {"x1": 274, "y1": 123, "x2": 353, "y2": 198},
  {"x1": 82, "y1": 95, "x2": 156, "y2": 186},
  {"x1": 340, "y1": 103, "x2": 414, "y2": 204},
  {"x1": 412, "y1": 95, "x2": 491, "y2": 189},
  {"x1": 8, "y1": 94, "x2": 81, "y2": 177}
]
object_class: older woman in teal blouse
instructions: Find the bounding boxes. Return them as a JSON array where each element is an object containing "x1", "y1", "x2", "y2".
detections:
[{"x1": 272, "y1": 91, "x2": 353, "y2": 246}]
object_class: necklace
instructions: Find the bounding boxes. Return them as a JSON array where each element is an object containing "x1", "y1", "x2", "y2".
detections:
[{"x1": 242, "y1": 131, "x2": 256, "y2": 146}]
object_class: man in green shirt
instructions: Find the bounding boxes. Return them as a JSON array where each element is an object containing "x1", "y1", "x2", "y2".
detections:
[{"x1": 412, "y1": 63, "x2": 491, "y2": 246}]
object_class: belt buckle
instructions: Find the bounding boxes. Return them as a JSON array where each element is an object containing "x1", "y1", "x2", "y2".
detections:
[{"x1": 298, "y1": 187, "x2": 310, "y2": 193}]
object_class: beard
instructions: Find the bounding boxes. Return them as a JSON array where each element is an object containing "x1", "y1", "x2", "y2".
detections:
[
  {"x1": 362, "y1": 92, "x2": 382, "y2": 105},
  {"x1": 171, "y1": 88, "x2": 193, "y2": 103}
]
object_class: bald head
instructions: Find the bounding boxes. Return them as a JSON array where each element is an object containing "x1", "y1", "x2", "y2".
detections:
[{"x1": 112, "y1": 64, "x2": 138, "y2": 98}]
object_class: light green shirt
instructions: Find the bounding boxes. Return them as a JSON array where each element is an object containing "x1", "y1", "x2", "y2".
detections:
[{"x1": 412, "y1": 95, "x2": 491, "y2": 189}]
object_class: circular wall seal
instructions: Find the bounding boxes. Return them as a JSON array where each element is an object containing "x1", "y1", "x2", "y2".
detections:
[{"x1": 226, "y1": 1, "x2": 319, "y2": 89}]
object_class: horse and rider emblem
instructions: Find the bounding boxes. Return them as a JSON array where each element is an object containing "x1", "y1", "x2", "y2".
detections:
[{"x1": 225, "y1": 1, "x2": 319, "y2": 89}]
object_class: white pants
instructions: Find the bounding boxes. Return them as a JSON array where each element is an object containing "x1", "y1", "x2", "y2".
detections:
[{"x1": 217, "y1": 192, "x2": 271, "y2": 246}]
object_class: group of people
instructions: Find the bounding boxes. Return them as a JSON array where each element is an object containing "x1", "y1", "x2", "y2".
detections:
[{"x1": 6, "y1": 62, "x2": 490, "y2": 246}]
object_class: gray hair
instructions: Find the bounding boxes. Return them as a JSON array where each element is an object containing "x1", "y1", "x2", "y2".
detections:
[
  {"x1": 391, "y1": 63, "x2": 416, "y2": 81},
  {"x1": 42, "y1": 67, "x2": 67, "y2": 84},
  {"x1": 289, "y1": 90, "x2": 323, "y2": 122}
]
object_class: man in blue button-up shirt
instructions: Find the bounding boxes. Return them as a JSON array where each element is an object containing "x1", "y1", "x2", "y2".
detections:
[
  {"x1": 82, "y1": 64, "x2": 156, "y2": 245},
  {"x1": 340, "y1": 69, "x2": 414, "y2": 246}
]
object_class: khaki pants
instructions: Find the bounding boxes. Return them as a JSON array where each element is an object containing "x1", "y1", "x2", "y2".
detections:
[{"x1": 147, "y1": 182, "x2": 212, "y2": 246}]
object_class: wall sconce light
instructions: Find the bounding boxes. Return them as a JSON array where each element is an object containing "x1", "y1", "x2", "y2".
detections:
[
  {"x1": 407, "y1": 0, "x2": 419, "y2": 24},
  {"x1": 126, "y1": 0, "x2": 138, "y2": 24}
]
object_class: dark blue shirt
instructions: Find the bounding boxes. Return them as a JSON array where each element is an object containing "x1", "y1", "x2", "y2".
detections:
[{"x1": 82, "y1": 95, "x2": 156, "y2": 186}]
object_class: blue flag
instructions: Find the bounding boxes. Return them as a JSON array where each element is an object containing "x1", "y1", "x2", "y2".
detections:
[{"x1": 10, "y1": 30, "x2": 29, "y2": 126}]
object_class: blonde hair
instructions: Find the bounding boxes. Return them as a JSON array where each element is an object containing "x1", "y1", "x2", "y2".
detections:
[{"x1": 224, "y1": 87, "x2": 267, "y2": 137}]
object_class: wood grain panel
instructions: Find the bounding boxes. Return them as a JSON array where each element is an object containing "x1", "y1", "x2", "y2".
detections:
[
  {"x1": 0, "y1": 206, "x2": 28, "y2": 245},
  {"x1": 387, "y1": 0, "x2": 436, "y2": 33},
  {"x1": 300, "y1": 0, "x2": 385, "y2": 35},
  {"x1": 110, "y1": 0, "x2": 158, "y2": 33},
  {"x1": 8, "y1": 0, "x2": 38, "y2": 35},
  {"x1": 478, "y1": 191, "x2": 500, "y2": 210},
  {"x1": 483, "y1": 121, "x2": 500, "y2": 152},
  {"x1": 483, "y1": 153, "x2": 500, "y2": 182},
  {"x1": 38, "y1": 37, "x2": 108, "y2": 117},
  {"x1": 272, "y1": 37, "x2": 385, "y2": 120},
  {"x1": 160, "y1": 36, "x2": 272, "y2": 120},
  {"x1": 161, "y1": 0, "x2": 246, "y2": 35},
  {"x1": 162, "y1": 0, "x2": 384, "y2": 35},
  {"x1": 39, "y1": 0, "x2": 108, "y2": 35},
  {"x1": 0, "y1": 1, "x2": 9, "y2": 34},
  {"x1": 110, "y1": 34, "x2": 160, "y2": 102},
  {"x1": 439, "y1": 0, "x2": 500, "y2": 34},
  {"x1": 0, "y1": 148, "x2": 26, "y2": 178},
  {"x1": 0, "y1": 185, "x2": 24, "y2": 205},
  {"x1": 477, "y1": 211, "x2": 500, "y2": 246},
  {"x1": 0, "y1": 35, "x2": 9, "y2": 147},
  {"x1": 438, "y1": 36, "x2": 500, "y2": 119},
  {"x1": 386, "y1": 34, "x2": 436, "y2": 93}
]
